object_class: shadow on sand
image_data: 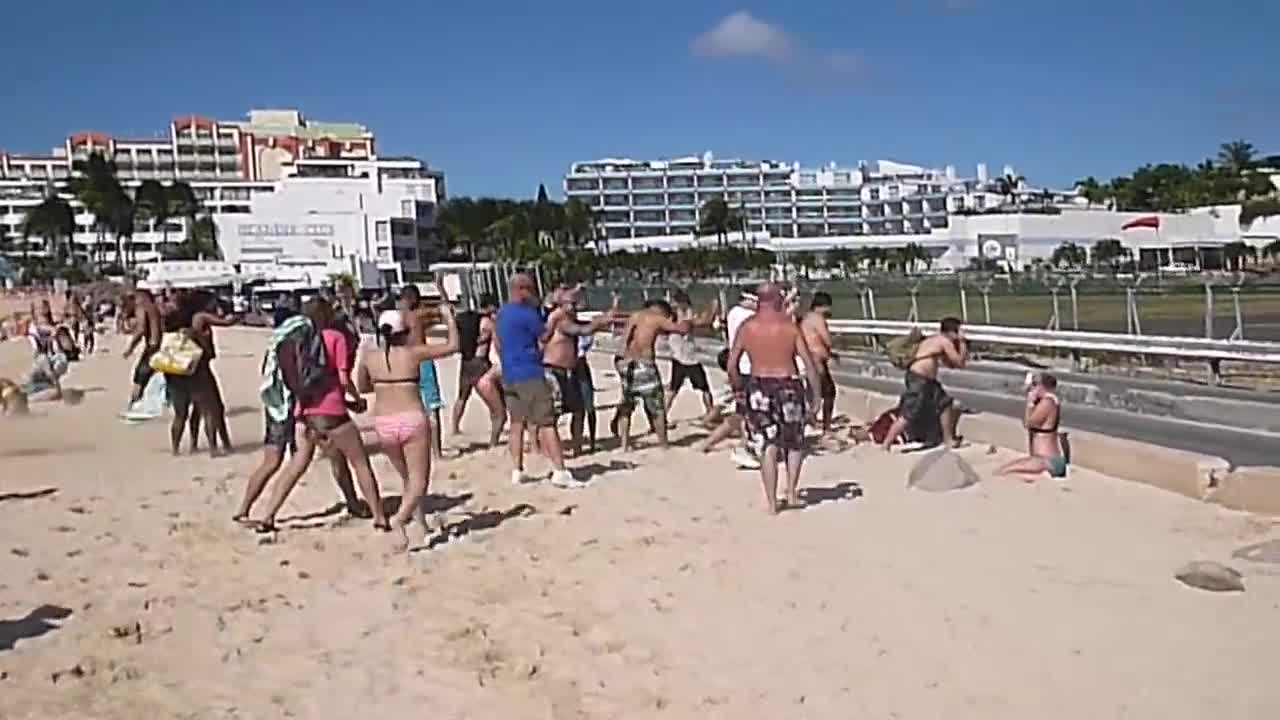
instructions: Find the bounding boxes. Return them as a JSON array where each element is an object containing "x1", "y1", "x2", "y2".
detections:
[
  {"x1": 796, "y1": 481, "x2": 864, "y2": 509},
  {"x1": 0, "y1": 487, "x2": 58, "y2": 503},
  {"x1": 0, "y1": 605, "x2": 73, "y2": 652},
  {"x1": 423, "y1": 503, "x2": 537, "y2": 550}
]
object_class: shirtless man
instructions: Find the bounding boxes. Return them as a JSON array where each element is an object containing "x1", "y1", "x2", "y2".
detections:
[
  {"x1": 880, "y1": 316, "x2": 968, "y2": 451},
  {"x1": 450, "y1": 293, "x2": 504, "y2": 446},
  {"x1": 400, "y1": 284, "x2": 446, "y2": 458},
  {"x1": 615, "y1": 297, "x2": 717, "y2": 451},
  {"x1": 727, "y1": 283, "x2": 822, "y2": 514},
  {"x1": 543, "y1": 287, "x2": 615, "y2": 457},
  {"x1": 799, "y1": 291, "x2": 837, "y2": 433},
  {"x1": 122, "y1": 289, "x2": 163, "y2": 405}
]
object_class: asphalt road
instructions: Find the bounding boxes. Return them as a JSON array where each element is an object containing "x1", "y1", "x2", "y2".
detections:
[{"x1": 827, "y1": 366, "x2": 1278, "y2": 467}]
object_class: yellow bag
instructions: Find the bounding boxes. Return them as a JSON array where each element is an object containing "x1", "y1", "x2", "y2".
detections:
[{"x1": 149, "y1": 331, "x2": 204, "y2": 376}]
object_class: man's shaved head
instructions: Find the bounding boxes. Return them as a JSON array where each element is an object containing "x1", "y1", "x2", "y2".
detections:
[{"x1": 755, "y1": 282, "x2": 783, "y2": 310}]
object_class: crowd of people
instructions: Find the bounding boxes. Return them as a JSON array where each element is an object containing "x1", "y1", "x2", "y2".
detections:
[{"x1": 4, "y1": 274, "x2": 1071, "y2": 545}]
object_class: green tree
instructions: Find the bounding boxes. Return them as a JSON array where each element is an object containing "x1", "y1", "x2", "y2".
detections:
[
  {"x1": 1051, "y1": 242, "x2": 1087, "y2": 269},
  {"x1": 1218, "y1": 140, "x2": 1256, "y2": 175},
  {"x1": 22, "y1": 195, "x2": 75, "y2": 268},
  {"x1": 164, "y1": 215, "x2": 221, "y2": 260},
  {"x1": 1075, "y1": 176, "x2": 1108, "y2": 208},
  {"x1": 994, "y1": 173, "x2": 1025, "y2": 206},
  {"x1": 1091, "y1": 238, "x2": 1125, "y2": 272},
  {"x1": 134, "y1": 179, "x2": 170, "y2": 255},
  {"x1": 562, "y1": 197, "x2": 598, "y2": 248},
  {"x1": 697, "y1": 198, "x2": 739, "y2": 247},
  {"x1": 1262, "y1": 240, "x2": 1280, "y2": 263},
  {"x1": 1240, "y1": 198, "x2": 1280, "y2": 227},
  {"x1": 1221, "y1": 241, "x2": 1256, "y2": 271},
  {"x1": 167, "y1": 182, "x2": 200, "y2": 247}
]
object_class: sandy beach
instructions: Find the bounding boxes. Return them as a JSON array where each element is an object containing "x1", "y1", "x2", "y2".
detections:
[{"x1": 2, "y1": 325, "x2": 1279, "y2": 719}]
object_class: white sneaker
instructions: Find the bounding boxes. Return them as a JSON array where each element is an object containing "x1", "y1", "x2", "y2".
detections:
[
  {"x1": 731, "y1": 448, "x2": 761, "y2": 470},
  {"x1": 511, "y1": 469, "x2": 533, "y2": 486},
  {"x1": 550, "y1": 470, "x2": 588, "y2": 489}
]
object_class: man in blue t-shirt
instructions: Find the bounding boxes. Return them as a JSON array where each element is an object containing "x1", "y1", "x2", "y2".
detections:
[{"x1": 496, "y1": 274, "x2": 581, "y2": 488}]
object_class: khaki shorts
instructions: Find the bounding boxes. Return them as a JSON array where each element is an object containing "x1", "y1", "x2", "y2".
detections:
[{"x1": 504, "y1": 377, "x2": 555, "y2": 427}]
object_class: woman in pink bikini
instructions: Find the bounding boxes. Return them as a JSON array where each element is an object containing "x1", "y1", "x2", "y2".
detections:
[{"x1": 356, "y1": 305, "x2": 458, "y2": 551}]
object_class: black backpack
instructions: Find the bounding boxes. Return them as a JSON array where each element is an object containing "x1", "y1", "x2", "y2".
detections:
[{"x1": 279, "y1": 326, "x2": 333, "y2": 404}]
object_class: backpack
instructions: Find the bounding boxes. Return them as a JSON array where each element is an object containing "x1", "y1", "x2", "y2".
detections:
[
  {"x1": 885, "y1": 327, "x2": 925, "y2": 370},
  {"x1": 279, "y1": 326, "x2": 333, "y2": 405}
]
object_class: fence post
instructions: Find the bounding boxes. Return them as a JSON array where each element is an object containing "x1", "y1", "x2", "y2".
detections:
[
  {"x1": 959, "y1": 281, "x2": 969, "y2": 322},
  {"x1": 1047, "y1": 286, "x2": 1061, "y2": 331},
  {"x1": 1069, "y1": 277, "x2": 1081, "y2": 330},
  {"x1": 1203, "y1": 282, "x2": 1215, "y2": 339},
  {"x1": 980, "y1": 281, "x2": 993, "y2": 325},
  {"x1": 907, "y1": 284, "x2": 920, "y2": 323}
]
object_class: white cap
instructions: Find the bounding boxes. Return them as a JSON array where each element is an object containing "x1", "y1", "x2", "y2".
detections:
[{"x1": 377, "y1": 309, "x2": 407, "y2": 334}]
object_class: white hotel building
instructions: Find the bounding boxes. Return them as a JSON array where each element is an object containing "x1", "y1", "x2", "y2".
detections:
[
  {"x1": 1, "y1": 109, "x2": 444, "y2": 286},
  {"x1": 565, "y1": 153, "x2": 1279, "y2": 268}
]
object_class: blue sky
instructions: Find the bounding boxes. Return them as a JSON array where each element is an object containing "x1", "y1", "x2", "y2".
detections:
[{"x1": 2, "y1": 1, "x2": 1278, "y2": 198}]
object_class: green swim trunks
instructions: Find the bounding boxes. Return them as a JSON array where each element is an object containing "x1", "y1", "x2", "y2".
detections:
[{"x1": 1046, "y1": 455, "x2": 1068, "y2": 478}]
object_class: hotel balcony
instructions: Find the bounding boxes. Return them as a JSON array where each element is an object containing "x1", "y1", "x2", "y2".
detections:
[
  {"x1": 666, "y1": 193, "x2": 695, "y2": 207},
  {"x1": 665, "y1": 177, "x2": 695, "y2": 189}
]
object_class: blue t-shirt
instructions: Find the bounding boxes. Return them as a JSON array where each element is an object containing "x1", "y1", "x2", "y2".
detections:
[{"x1": 496, "y1": 302, "x2": 545, "y2": 383}]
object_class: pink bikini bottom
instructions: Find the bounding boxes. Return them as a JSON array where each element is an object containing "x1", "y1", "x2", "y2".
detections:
[{"x1": 373, "y1": 411, "x2": 428, "y2": 446}]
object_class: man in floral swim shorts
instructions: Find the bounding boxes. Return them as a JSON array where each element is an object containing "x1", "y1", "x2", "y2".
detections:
[{"x1": 726, "y1": 283, "x2": 822, "y2": 515}]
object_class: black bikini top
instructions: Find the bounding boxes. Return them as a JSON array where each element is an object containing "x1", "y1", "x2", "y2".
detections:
[{"x1": 1029, "y1": 395, "x2": 1061, "y2": 434}]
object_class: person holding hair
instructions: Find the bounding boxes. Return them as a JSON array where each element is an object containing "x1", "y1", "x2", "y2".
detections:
[
  {"x1": 999, "y1": 372, "x2": 1069, "y2": 480},
  {"x1": 880, "y1": 316, "x2": 968, "y2": 451},
  {"x1": 357, "y1": 304, "x2": 459, "y2": 551},
  {"x1": 251, "y1": 297, "x2": 388, "y2": 535}
]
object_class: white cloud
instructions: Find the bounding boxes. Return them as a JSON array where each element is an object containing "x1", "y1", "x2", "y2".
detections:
[
  {"x1": 691, "y1": 11, "x2": 793, "y2": 62},
  {"x1": 692, "y1": 11, "x2": 861, "y2": 80}
]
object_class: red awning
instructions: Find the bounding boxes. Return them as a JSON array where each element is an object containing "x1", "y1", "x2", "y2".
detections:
[{"x1": 1121, "y1": 215, "x2": 1160, "y2": 230}]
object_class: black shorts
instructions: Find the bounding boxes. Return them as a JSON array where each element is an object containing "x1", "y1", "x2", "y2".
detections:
[
  {"x1": 815, "y1": 362, "x2": 837, "y2": 400},
  {"x1": 264, "y1": 411, "x2": 297, "y2": 451},
  {"x1": 458, "y1": 357, "x2": 491, "y2": 390},
  {"x1": 669, "y1": 360, "x2": 709, "y2": 393},
  {"x1": 544, "y1": 365, "x2": 585, "y2": 416},
  {"x1": 133, "y1": 347, "x2": 158, "y2": 387}
]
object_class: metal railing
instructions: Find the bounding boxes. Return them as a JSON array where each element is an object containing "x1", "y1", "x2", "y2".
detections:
[{"x1": 826, "y1": 319, "x2": 1280, "y2": 367}]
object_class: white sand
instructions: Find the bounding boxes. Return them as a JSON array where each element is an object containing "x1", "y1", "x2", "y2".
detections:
[{"x1": 1, "y1": 326, "x2": 1278, "y2": 719}]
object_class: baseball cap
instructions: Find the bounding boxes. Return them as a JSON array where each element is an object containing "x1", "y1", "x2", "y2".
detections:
[{"x1": 377, "y1": 309, "x2": 407, "y2": 334}]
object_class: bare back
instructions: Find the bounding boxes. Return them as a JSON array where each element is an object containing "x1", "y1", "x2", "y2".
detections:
[
  {"x1": 142, "y1": 304, "x2": 162, "y2": 349},
  {"x1": 623, "y1": 311, "x2": 688, "y2": 361},
  {"x1": 359, "y1": 346, "x2": 426, "y2": 416},
  {"x1": 800, "y1": 312, "x2": 832, "y2": 364},
  {"x1": 908, "y1": 334, "x2": 960, "y2": 379},
  {"x1": 739, "y1": 315, "x2": 806, "y2": 378}
]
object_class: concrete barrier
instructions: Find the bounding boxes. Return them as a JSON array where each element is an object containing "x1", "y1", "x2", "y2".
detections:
[{"x1": 1206, "y1": 467, "x2": 1280, "y2": 515}]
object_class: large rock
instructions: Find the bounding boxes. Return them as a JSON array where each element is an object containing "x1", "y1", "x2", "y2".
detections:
[
  {"x1": 1174, "y1": 561, "x2": 1245, "y2": 593},
  {"x1": 907, "y1": 450, "x2": 980, "y2": 493}
]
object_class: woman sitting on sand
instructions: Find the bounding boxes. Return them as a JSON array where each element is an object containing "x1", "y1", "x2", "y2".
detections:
[
  {"x1": 998, "y1": 372, "x2": 1068, "y2": 481},
  {"x1": 250, "y1": 297, "x2": 389, "y2": 535},
  {"x1": 355, "y1": 306, "x2": 459, "y2": 551}
]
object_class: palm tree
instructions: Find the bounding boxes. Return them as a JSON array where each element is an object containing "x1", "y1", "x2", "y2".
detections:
[
  {"x1": 487, "y1": 207, "x2": 531, "y2": 259},
  {"x1": 1218, "y1": 140, "x2": 1256, "y2": 175},
  {"x1": 22, "y1": 195, "x2": 75, "y2": 268},
  {"x1": 562, "y1": 197, "x2": 599, "y2": 249},
  {"x1": 107, "y1": 191, "x2": 135, "y2": 270},
  {"x1": 134, "y1": 179, "x2": 170, "y2": 254},
  {"x1": 166, "y1": 214, "x2": 221, "y2": 260},
  {"x1": 167, "y1": 181, "x2": 200, "y2": 249},
  {"x1": 1221, "y1": 241, "x2": 1255, "y2": 271},
  {"x1": 1075, "y1": 177, "x2": 1108, "y2": 208},
  {"x1": 68, "y1": 152, "x2": 128, "y2": 269},
  {"x1": 697, "y1": 198, "x2": 737, "y2": 247},
  {"x1": 1051, "y1": 242, "x2": 1087, "y2": 269},
  {"x1": 1091, "y1": 238, "x2": 1125, "y2": 272},
  {"x1": 994, "y1": 173, "x2": 1025, "y2": 207}
]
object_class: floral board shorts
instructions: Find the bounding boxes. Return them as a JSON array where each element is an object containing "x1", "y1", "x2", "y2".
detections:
[
  {"x1": 743, "y1": 376, "x2": 808, "y2": 454},
  {"x1": 615, "y1": 357, "x2": 665, "y2": 417}
]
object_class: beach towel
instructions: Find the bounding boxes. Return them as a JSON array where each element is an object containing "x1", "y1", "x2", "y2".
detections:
[{"x1": 260, "y1": 315, "x2": 313, "y2": 423}]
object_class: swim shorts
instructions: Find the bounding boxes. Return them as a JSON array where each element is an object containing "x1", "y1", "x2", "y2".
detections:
[
  {"x1": 669, "y1": 360, "x2": 710, "y2": 393},
  {"x1": 263, "y1": 410, "x2": 297, "y2": 452},
  {"x1": 544, "y1": 365, "x2": 585, "y2": 416},
  {"x1": 1046, "y1": 455, "x2": 1068, "y2": 478},
  {"x1": 742, "y1": 376, "x2": 808, "y2": 453},
  {"x1": 615, "y1": 357, "x2": 665, "y2": 418}
]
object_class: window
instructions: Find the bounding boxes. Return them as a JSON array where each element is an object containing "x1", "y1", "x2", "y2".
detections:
[
  {"x1": 667, "y1": 176, "x2": 694, "y2": 188},
  {"x1": 765, "y1": 190, "x2": 791, "y2": 203},
  {"x1": 392, "y1": 246, "x2": 418, "y2": 262},
  {"x1": 667, "y1": 193, "x2": 695, "y2": 206},
  {"x1": 634, "y1": 210, "x2": 664, "y2": 223},
  {"x1": 375, "y1": 221, "x2": 389, "y2": 243},
  {"x1": 867, "y1": 188, "x2": 880, "y2": 201},
  {"x1": 798, "y1": 173, "x2": 817, "y2": 185},
  {"x1": 696, "y1": 175, "x2": 724, "y2": 188},
  {"x1": 401, "y1": 199, "x2": 414, "y2": 217},
  {"x1": 603, "y1": 179, "x2": 628, "y2": 190}
]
